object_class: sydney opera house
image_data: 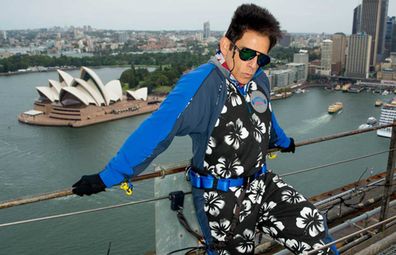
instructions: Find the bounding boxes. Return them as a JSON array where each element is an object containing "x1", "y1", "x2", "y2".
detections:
[{"x1": 18, "y1": 67, "x2": 163, "y2": 127}]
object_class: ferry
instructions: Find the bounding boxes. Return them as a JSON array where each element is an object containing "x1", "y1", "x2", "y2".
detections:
[
  {"x1": 375, "y1": 99, "x2": 383, "y2": 107},
  {"x1": 377, "y1": 98, "x2": 396, "y2": 138},
  {"x1": 328, "y1": 102, "x2": 343, "y2": 114}
]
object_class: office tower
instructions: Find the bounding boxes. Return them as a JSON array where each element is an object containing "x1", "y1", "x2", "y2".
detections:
[
  {"x1": 203, "y1": 21, "x2": 210, "y2": 40},
  {"x1": 345, "y1": 33, "x2": 372, "y2": 78},
  {"x1": 2, "y1": 31, "x2": 7, "y2": 40},
  {"x1": 293, "y1": 50, "x2": 309, "y2": 80},
  {"x1": 360, "y1": 0, "x2": 389, "y2": 64},
  {"x1": 331, "y1": 33, "x2": 347, "y2": 75},
  {"x1": 385, "y1": 16, "x2": 396, "y2": 58},
  {"x1": 320, "y1": 39, "x2": 333, "y2": 76},
  {"x1": 353, "y1": 4, "x2": 362, "y2": 34},
  {"x1": 279, "y1": 30, "x2": 291, "y2": 47}
]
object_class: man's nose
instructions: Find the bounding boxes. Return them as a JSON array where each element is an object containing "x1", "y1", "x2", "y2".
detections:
[{"x1": 247, "y1": 56, "x2": 258, "y2": 69}]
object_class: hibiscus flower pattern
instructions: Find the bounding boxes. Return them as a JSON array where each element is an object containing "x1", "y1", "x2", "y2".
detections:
[
  {"x1": 204, "y1": 191, "x2": 225, "y2": 217},
  {"x1": 226, "y1": 80, "x2": 242, "y2": 107},
  {"x1": 209, "y1": 218, "x2": 231, "y2": 242},
  {"x1": 281, "y1": 189, "x2": 306, "y2": 204},
  {"x1": 296, "y1": 207, "x2": 325, "y2": 237},
  {"x1": 224, "y1": 119, "x2": 249, "y2": 150},
  {"x1": 260, "y1": 215, "x2": 285, "y2": 237},
  {"x1": 214, "y1": 156, "x2": 244, "y2": 178},
  {"x1": 258, "y1": 201, "x2": 277, "y2": 223},
  {"x1": 234, "y1": 199, "x2": 252, "y2": 222},
  {"x1": 272, "y1": 175, "x2": 289, "y2": 188},
  {"x1": 285, "y1": 239, "x2": 312, "y2": 254},
  {"x1": 247, "y1": 179, "x2": 266, "y2": 204},
  {"x1": 206, "y1": 136, "x2": 216, "y2": 155},
  {"x1": 251, "y1": 113, "x2": 266, "y2": 143},
  {"x1": 235, "y1": 229, "x2": 255, "y2": 253}
]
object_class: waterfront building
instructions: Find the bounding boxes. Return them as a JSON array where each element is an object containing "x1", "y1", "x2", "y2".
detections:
[
  {"x1": 352, "y1": 4, "x2": 362, "y2": 34},
  {"x1": 320, "y1": 39, "x2": 333, "y2": 76},
  {"x1": 203, "y1": 21, "x2": 210, "y2": 40},
  {"x1": 286, "y1": 63, "x2": 306, "y2": 83},
  {"x1": 360, "y1": 0, "x2": 389, "y2": 65},
  {"x1": 331, "y1": 33, "x2": 347, "y2": 76},
  {"x1": 269, "y1": 69, "x2": 297, "y2": 88},
  {"x1": 293, "y1": 50, "x2": 309, "y2": 80},
  {"x1": 345, "y1": 33, "x2": 372, "y2": 79}
]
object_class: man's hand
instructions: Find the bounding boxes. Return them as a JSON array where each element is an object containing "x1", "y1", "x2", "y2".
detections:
[
  {"x1": 280, "y1": 138, "x2": 295, "y2": 153},
  {"x1": 72, "y1": 174, "x2": 106, "y2": 196}
]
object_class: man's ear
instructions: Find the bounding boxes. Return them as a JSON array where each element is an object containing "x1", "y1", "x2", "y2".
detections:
[{"x1": 219, "y1": 37, "x2": 231, "y2": 56}]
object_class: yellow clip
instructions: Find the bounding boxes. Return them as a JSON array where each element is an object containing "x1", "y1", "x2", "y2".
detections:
[
  {"x1": 120, "y1": 181, "x2": 133, "y2": 196},
  {"x1": 268, "y1": 152, "x2": 278, "y2": 160}
]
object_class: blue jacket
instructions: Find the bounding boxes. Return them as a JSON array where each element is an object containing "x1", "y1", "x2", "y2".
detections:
[{"x1": 100, "y1": 58, "x2": 291, "y2": 187}]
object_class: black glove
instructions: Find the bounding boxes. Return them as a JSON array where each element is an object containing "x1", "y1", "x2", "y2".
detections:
[
  {"x1": 72, "y1": 174, "x2": 106, "y2": 196},
  {"x1": 280, "y1": 138, "x2": 295, "y2": 153}
]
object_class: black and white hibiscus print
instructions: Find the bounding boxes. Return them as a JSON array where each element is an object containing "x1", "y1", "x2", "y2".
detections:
[
  {"x1": 260, "y1": 215, "x2": 285, "y2": 236},
  {"x1": 206, "y1": 136, "x2": 216, "y2": 155},
  {"x1": 247, "y1": 179, "x2": 266, "y2": 204},
  {"x1": 281, "y1": 189, "x2": 306, "y2": 204},
  {"x1": 296, "y1": 207, "x2": 325, "y2": 237},
  {"x1": 209, "y1": 218, "x2": 231, "y2": 242},
  {"x1": 225, "y1": 118, "x2": 249, "y2": 150},
  {"x1": 285, "y1": 239, "x2": 312, "y2": 254},
  {"x1": 235, "y1": 229, "x2": 255, "y2": 253},
  {"x1": 204, "y1": 191, "x2": 225, "y2": 217},
  {"x1": 251, "y1": 113, "x2": 266, "y2": 143},
  {"x1": 215, "y1": 156, "x2": 244, "y2": 178},
  {"x1": 227, "y1": 80, "x2": 242, "y2": 107}
]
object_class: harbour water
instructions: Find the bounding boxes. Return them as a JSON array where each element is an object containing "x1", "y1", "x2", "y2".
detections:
[{"x1": 0, "y1": 67, "x2": 393, "y2": 254}]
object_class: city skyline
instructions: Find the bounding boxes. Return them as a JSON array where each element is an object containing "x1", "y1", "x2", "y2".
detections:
[{"x1": 1, "y1": 0, "x2": 396, "y2": 34}]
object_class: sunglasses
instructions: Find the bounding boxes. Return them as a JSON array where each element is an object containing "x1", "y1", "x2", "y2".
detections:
[{"x1": 232, "y1": 43, "x2": 271, "y2": 67}]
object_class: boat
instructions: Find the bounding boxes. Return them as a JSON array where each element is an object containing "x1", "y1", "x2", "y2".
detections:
[
  {"x1": 342, "y1": 83, "x2": 351, "y2": 92},
  {"x1": 328, "y1": 102, "x2": 343, "y2": 114},
  {"x1": 335, "y1": 85, "x2": 341, "y2": 91},
  {"x1": 375, "y1": 99, "x2": 383, "y2": 107},
  {"x1": 377, "y1": 99, "x2": 396, "y2": 138},
  {"x1": 382, "y1": 90, "x2": 389, "y2": 96},
  {"x1": 358, "y1": 117, "x2": 377, "y2": 129}
]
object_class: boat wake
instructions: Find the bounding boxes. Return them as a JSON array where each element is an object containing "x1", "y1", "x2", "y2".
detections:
[{"x1": 291, "y1": 113, "x2": 332, "y2": 135}]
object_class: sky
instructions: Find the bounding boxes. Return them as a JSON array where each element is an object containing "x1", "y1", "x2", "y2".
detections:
[{"x1": 1, "y1": 0, "x2": 396, "y2": 34}]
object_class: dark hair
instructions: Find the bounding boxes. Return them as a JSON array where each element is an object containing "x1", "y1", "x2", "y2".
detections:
[{"x1": 225, "y1": 4, "x2": 282, "y2": 51}]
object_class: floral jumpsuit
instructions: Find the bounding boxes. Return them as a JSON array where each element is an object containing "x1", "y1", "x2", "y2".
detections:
[{"x1": 199, "y1": 79, "x2": 335, "y2": 255}]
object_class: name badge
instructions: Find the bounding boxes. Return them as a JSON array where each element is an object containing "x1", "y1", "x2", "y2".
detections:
[{"x1": 250, "y1": 90, "x2": 268, "y2": 113}]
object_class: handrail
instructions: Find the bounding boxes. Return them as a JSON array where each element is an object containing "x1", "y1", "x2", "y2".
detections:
[{"x1": 0, "y1": 123, "x2": 394, "y2": 210}]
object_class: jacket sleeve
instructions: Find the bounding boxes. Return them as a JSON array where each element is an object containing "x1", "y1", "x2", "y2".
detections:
[
  {"x1": 99, "y1": 64, "x2": 215, "y2": 187},
  {"x1": 269, "y1": 111, "x2": 291, "y2": 149}
]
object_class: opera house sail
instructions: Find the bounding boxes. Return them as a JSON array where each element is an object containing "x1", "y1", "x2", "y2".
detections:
[{"x1": 18, "y1": 67, "x2": 163, "y2": 127}]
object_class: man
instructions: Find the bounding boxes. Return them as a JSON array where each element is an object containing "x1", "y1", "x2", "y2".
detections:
[{"x1": 73, "y1": 4, "x2": 338, "y2": 255}]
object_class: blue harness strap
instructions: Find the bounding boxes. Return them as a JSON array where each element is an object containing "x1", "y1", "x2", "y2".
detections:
[{"x1": 187, "y1": 165, "x2": 267, "y2": 192}]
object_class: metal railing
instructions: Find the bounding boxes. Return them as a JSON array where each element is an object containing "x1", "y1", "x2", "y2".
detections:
[{"x1": 0, "y1": 122, "x2": 395, "y2": 254}]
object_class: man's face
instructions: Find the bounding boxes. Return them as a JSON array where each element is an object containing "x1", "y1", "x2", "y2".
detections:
[{"x1": 221, "y1": 30, "x2": 270, "y2": 85}]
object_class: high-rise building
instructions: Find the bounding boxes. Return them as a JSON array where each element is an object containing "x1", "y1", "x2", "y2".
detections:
[
  {"x1": 345, "y1": 33, "x2": 372, "y2": 78},
  {"x1": 331, "y1": 33, "x2": 347, "y2": 75},
  {"x1": 360, "y1": 0, "x2": 389, "y2": 65},
  {"x1": 353, "y1": 4, "x2": 362, "y2": 34},
  {"x1": 293, "y1": 50, "x2": 309, "y2": 80},
  {"x1": 384, "y1": 16, "x2": 396, "y2": 58},
  {"x1": 203, "y1": 21, "x2": 210, "y2": 40},
  {"x1": 2, "y1": 30, "x2": 7, "y2": 40},
  {"x1": 320, "y1": 39, "x2": 333, "y2": 76},
  {"x1": 279, "y1": 30, "x2": 291, "y2": 47}
]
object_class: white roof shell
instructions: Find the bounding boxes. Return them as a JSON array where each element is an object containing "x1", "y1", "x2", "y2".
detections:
[
  {"x1": 36, "y1": 66, "x2": 123, "y2": 107},
  {"x1": 127, "y1": 87, "x2": 148, "y2": 101},
  {"x1": 57, "y1": 69, "x2": 74, "y2": 87}
]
